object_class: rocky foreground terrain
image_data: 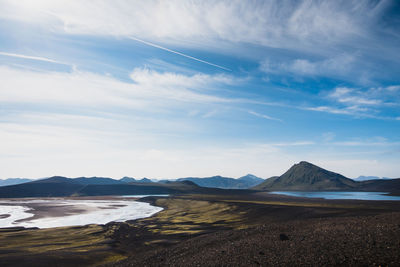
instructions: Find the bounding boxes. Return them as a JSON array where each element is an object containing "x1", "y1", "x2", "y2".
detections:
[{"x1": 111, "y1": 212, "x2": 400, "y2": 266}]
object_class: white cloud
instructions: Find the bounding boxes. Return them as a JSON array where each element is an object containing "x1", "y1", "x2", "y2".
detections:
[
  {"x1": 322, "y1": 132, "x2": 336, "y2": 142},
  {"x1": 247, "y1": 110, "x2": 282, "y2": 122},
  {"x1": 386, "y1": 85, "x2": 400, "y2": 91},
  {"x1": 1, "y1": 108, "x2": 397, "y2": 179},
  {"x1": 260, "y1": 53, "x2": 356, "y2": 78},
  {"x1": 328, "y1": 87, "x2": 382, "y2": 106},
  {"x1": 0, "y1": 0, "x2": 389, "y2": 52},
  {"x1": 0, "y1": 114, "x2": 283, "y2": 178},
  {"x1": 306, "y1": 85, "x2": 400, "y2": 118},
  {"x1": 305, "y1": 106, "x2": 354, "y2": 115},
  {"x1": 268, "y1": 141, "x2": 315, "y2": 147},
  {"x1": 332, "y1": 141, "x2": 400, "y2": 147},
  {"x1": 0, "y1": 66, "x2": 240, "y2": 110},
  {"x1": 2, "y1": 119, "x2": 398, "y2": 178},
  {"x1": 0, "y1": 120, "x2": 305, "y2": 179},
  {"x1": 0, "y1": 51, "x2": 69, "y2": 65}
]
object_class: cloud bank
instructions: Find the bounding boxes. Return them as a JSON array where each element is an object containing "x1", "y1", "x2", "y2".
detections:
[{"x1": 0, "y1": 0, "x2": 394, "y2": 52}]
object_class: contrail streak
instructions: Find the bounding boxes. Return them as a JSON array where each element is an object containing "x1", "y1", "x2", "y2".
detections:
[
  {"x1": 128, "y1": 36, "x2": 231, "y2": 71},
  {"x1": 0, "y1": 52, "x2": 68, "y2": 65}
]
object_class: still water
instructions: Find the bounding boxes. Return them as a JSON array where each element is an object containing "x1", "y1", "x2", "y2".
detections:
[{"x1": 270, "y1": 191, "x2": 400, "y2": 201}]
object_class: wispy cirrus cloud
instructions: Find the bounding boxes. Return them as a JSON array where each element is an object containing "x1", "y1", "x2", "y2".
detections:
[
  {"x1": 128, "y1": 36, "x2": 231, "y2": 71},
  {"x1": 304, "y1": 106, "x2": 365, "y2": 116},
  {"x1": 332, "y1": 141, "x2": 400, "y2": 147},
  {"x1": 305, "y1": 85, "x2": 400, "y2": 119},
  {"x1": 1, "y1": 0, "x2": 398, "y2": 85},
  {"x1": 0, "y1": 65, "x2": 239, "y2": 109},
  {"x1": 0, "y1": 0, "x2": 399, "y2": 179},
  {"x1": 328, "y1": 87, "x2": 382, "y2": 106},
  {"x1": 0, "y1": 0, "x2": 394, "y2": 53},
  {"x1": 260, "y1": 53, "x2": 356, "y2": 78},
  {"x1": 247, "y1": 110, "x2": 282, "y2": 122},
  {"x1": 0, "y1": 51, "x2": 68, "y2": 65}
]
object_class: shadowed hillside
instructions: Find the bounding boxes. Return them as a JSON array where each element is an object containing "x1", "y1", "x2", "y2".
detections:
[
  {"x1": 176, "y1": 174, "x2": 264, "y2": 189},
  {"x1": 254, "y1": 161, "x2": 358, "y2": 191},
  {"x1": 0, "y1": 178, "x2": 33, "y2": 187},
  {"x1": 0, "y1": 177, "x2": 202, "y2": 198},
  {"x1": 253, "y1": 161, "x2": 400, "y2": 194}
]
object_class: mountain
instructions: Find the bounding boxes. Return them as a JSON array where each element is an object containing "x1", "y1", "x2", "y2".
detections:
[
  {"x1": 177, "y1": 174, "x2": 264, "y2": 189},
  {"x1": 0, "y1": 176, "x2": 86, "y2": 198},
  {"x1": 357, "y1": 178, "x2": 400, "y2": 195},
  {"x1": 0, "y1": 176, "x2": 205, "y2": 198},
  {"x1": 0, "y1": 178, "x2": 32, "y2": 187},
  {"x1": 76, "y1": 180, "x2": 200, "y2": 196},
  {"x1": 253, "y1": 161, "x2": 357, "y2": 191},
  {"x1": 72, "y1": 177, "x2": 125, "y2": 185},
  {"x1": 139, "y1": 178, "x2": 153, "y2": 183},
  {"x1": 120, "y1": 177, "x2": 153, "y2": 183},
  {"x1": 237, "y1": 174, "x2": 265, "y2": 187},
  {"x1": 353, "y1": 176, "x2": 392, "y2": 181}
]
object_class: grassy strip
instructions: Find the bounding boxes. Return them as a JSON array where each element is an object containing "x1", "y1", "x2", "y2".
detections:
[{"x1": 0, "y1": 224, "x2": 126, "y2": 266}]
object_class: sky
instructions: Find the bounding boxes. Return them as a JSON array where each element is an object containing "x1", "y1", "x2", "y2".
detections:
[{"x1": 0, "y1": 0, "x2": 399, "y2": 179}]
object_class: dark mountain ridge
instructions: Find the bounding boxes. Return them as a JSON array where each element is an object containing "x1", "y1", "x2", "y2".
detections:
[
  {"x1": 0, "y1": 178, "x2": 33, "y2": 187},
  {"x1": 254, "y1": 161, "x2": 399, "y2": 194},
  {"x1": 1, "y1": 163, "x2": 398, "y2": 198},
  {"x1": 353, "y1": 176, "x2": 392, "y2": 181},
  {"x1": 0, "y1": 176, "x2": 204, "y2": 198},
  {"x1": 120, "y1": 177, "x2": 153, "y2": 183},
  {"x1": 254, "y1": 161, "x2": 357, "y2": 191},
  {"x1": 176, "y1": 174, "x2": 264, "y2": 189}
]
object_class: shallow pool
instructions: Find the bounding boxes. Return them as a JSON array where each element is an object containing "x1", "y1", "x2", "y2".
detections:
[{"x1": 270, "y1": 191, "x2": 400, "y2": 201}]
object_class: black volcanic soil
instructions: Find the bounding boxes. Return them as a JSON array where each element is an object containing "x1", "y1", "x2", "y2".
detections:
[
  {"x1": 110, "y1": 212, "x2": 400, "y2": 266},
  {"x1": 1, "y1": 193, "x2": 400, "y2": 266},
  {"x1": 105, "y1": 193, "x2": 400, "y2": 267}
]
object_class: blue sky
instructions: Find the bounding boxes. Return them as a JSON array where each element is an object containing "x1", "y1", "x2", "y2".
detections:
[{"x1": 0, "y1": 0, "x2": 399, "y2": 179}]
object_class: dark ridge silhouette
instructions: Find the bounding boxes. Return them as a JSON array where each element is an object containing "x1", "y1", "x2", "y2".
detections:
[
  {"x1": 120, "y1": 177, "x2": 153, "y2": 183},
  {"x1": 254, "y1": 161, "x2": 358, "y2": 191},
  {"x1": 177, "y1": 174, "x2": 264, "y2": 189},
  {"x1": 0, "y1": 163, "x2": 398, "y2": 198},
  {"x1": 0, "y1": 178, "x2": 33, "y2": 187},
  {"x1": 254, "y1": 161, "x2": 400, "y2": 194}
]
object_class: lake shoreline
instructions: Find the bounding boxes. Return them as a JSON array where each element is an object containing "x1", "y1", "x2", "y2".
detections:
[
  {"x1": 269, "y1": 191, "x2": 400, "y2": 200},
  {"x1": 0, "y1": 196, "x2": 163, "y2": 228}
]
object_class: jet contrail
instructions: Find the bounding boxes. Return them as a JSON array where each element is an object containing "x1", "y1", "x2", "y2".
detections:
[
  {"x1": 0, "y1": 52, "x2": 68, "y2": 65},
  {"x1": 128, "y1": 36, "x2": 231, "y2": 71}
]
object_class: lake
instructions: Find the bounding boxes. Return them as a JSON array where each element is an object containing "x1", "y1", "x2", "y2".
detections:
[
  {"x1": 0, "y1": 198, "x2": 163, "y2": 228},
  {"x1": 270, "y1": 191, "x2": 400, "y2": 201}
]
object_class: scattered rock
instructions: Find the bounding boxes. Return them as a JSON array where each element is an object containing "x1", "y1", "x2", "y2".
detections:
[{"x1": 279, "y1": 233, "x2": 289, "y2": 241}]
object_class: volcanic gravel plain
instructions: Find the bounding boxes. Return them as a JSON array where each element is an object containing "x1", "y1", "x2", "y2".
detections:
[{"x1": 0, "y1": 192, "x2": 399, "y2": 266}]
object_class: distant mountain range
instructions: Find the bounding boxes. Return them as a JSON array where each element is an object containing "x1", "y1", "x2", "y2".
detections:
[
  {"x1": 1, "y1": 163, "x2": 399, "y2": 197},
  {"x1": 120, "y1": 177, "x2": 153, "y2": 183},
  {"x1": 0, "y1": 174, "x2": 264, "y2": 189},
  {"x1": 0, "y1": 178, "x2": 33, "y2": 187},
  {"x1": 0, "y1": 176, "x2": 155, "y2": 187},
  {"x1": 175, "y1": 174, "x2": 264, "y2": 189},
  {"x1": 253, "y1": 161, "x2": 400, "y2": 194},
  {"x1": 0, "y1": 175, "x2": 259, "y2": 198},
  {"x1": 0, "y1": 176, "x2": 201, "y2": 198},
  {"x1": 352, "y1": 176, "x2": 392, "y2": 181}
]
